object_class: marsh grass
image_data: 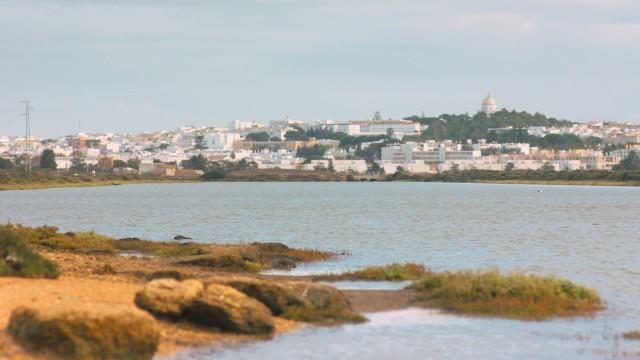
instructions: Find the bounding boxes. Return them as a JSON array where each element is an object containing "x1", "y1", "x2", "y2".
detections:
[
  {"x1": 0, "y1": 227, "x2": 59, "y2": 278},
  {"x1": 282, "y1": 247, "x2": 341, "y2": 263},
  {"x1": 410, "y1": 270, "x2": 603, "y2": 320},
  {"x1": 315, "y1": 263, "x2": 427, "y2": 282},
  {"x1": 1, "y1": 224, "x2": 204, "y2": 257},
  {"x1": 178, "y1": 255, "x2": 262, "y2": 272},
  {"x1": 281, "y1": 305, "x2": 366, "y2": 324}
]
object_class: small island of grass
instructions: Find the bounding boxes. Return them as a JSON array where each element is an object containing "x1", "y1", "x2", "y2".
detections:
[
  {"x1": 409, "y1": 269, "x2": 603, "y2": 320},
  {"x1": 314, "y1": 263, "x2": 428, "y2": 282}
]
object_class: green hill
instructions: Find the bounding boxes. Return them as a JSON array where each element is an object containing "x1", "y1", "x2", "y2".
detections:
[{"x1": 405, "y1": 110, "x2": 574, "y2": 142}]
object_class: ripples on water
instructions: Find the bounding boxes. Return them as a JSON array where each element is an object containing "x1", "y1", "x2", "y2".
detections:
[{"x1": 1, "y1": 182, "x2": 639, "y2": 359}]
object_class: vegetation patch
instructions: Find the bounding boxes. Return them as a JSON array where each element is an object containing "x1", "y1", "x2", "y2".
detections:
[
  {"x1": 113, "y1": 238, "x2": 205, "y2": 257},
  {"x1": 178, "y1": 255, "x2": 262, "y2": 273},
  {"x1": 0, "y1": 227, "x2": 59, "y2": 278},
  {"x1": 281, "y1": 304, "x2": 366, "y2": 324},
  {"x1": 0, "y1": 224, "x2": 205, "y2": 258},
  {"x1": 315, "y1": 263, "x2": 427, "y2": 282},
  {"x1": 409, "y1": 270, "x2": 603, "y2": 320},
  {"x1": 623, "y1": 331, "x2": 640, "y2": 340}
]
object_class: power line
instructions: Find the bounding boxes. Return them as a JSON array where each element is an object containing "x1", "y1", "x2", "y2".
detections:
[{"x1": 21, "y1": 100, "x2": 33, "y2": 173}]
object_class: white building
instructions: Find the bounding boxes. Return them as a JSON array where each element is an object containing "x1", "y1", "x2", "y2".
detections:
[
  {"x1": 324, "y1": 119, "x2": 422, "y2": 137},
  {"x1": 208, "y1": 132, "x2": 242, "y2": 151},
  {"x1": 381, "y1": 143, "x2": 480, "y2": 164},
  {"x1": 332, "y1": 159, "x2": 368, "y2": 173}
]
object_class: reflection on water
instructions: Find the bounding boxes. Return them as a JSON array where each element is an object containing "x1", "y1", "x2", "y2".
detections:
[
  {"x1": 318, "y1": 280, "x2": 413, "y2": 291},
  {"x1": 1, "y1": 182, "x2": 639, "y2": 359},
  {"x1": 169, "y1": 308, "x2": 636, "y2": 360}
]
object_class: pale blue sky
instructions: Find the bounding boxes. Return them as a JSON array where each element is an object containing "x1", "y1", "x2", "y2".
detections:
[{"x1": 0, "y1": 0, "x2": 638, "y2": 137}]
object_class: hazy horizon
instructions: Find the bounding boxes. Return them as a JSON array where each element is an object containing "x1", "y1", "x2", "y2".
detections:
[{"x1": 1, "y1": 0, "x2": 639, "y2": 138}]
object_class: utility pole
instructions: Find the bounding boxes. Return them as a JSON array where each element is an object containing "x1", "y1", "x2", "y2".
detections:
[{"x1": 21, "y1": 100, "x2": 33, "y2": 173}]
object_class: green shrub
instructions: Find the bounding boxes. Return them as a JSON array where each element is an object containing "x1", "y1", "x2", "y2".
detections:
[
  {"x1": 410, "y1": 270, "x2": 602, "y2": 320},
  {"x1": 0, "y1": 227, "x2": 59, "y2": 278}
]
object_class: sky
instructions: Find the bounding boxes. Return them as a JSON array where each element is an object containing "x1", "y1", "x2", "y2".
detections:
[{"x1": 0, "y1": 0, "x2": 639, "y2": 138}]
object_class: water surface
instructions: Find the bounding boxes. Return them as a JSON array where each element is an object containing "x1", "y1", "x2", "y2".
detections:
[{"x1": 1, "y1": 182, "x2": 639, "y2": 359}]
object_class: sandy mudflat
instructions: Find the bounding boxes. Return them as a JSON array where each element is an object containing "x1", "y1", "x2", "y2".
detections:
[
  {"x1": 0, "y1": 275, "x2": 300, "y2": 360},
  {"x1": 0, "y1": 249, "x2": 416, "y2": 360}
]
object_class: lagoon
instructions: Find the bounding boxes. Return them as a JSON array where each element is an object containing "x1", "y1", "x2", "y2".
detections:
[{"x1": 1, "y1": 182, "x2": 639, "y2": 359}]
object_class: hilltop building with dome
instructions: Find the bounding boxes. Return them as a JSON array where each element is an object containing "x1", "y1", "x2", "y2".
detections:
[{"x1": 481, "y1": 93, "x2": 498, "y2": 115}]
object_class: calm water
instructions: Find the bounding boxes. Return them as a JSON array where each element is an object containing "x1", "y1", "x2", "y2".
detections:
[{"x1": 1, "y1": 182, "x2": 639, "y2": 359}]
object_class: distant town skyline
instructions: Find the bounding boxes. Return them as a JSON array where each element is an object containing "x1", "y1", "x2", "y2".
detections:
[{"x1": 1, "y1": 0, "x2": 639, "y2": 137}]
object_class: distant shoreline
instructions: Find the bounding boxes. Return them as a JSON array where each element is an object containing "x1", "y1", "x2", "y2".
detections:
[
  {"x1": 2, "y1": 174, "x2": 639, "y2": 191},
  {"x1": 0, "y1": 176, "x2": 196, "y2": 191}
]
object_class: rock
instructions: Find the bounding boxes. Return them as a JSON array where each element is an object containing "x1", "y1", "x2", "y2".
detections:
[
  {"x1": 134, "y1": 278, "x2": 204, "y2": 319},
  {"x1": 207, "y1": 277, "x2": 362, "y2": 323},
  {"x1": 174, "y1": 235, "x2": 192, "y2": 240},
  {"x1": 295, "y1": 283, "x2": 352, "y2": 313},
  {"x1": 284, "y1": 282, "x2": 363, "y2": 323},
  {"x1": 184, "y1": 284, "x2": 274, "y2": 334},
  {"x1": 211, "y1": 276, "x2": 305, "y2": 315},
  {"x1": 241, "y1": 243, "x2": 298, "y2": 270},
  {"x1": 8, "y1": 303, "x2": 159, "y2": 360}
]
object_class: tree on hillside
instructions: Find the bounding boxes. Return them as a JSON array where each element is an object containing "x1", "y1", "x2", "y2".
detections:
[
  {"x1": 39, "y1": 149, "x2": 57, "y2": 170},
  {"x1": 194, "y1": 134, "x2": 208, "y2": 150},
  {"x1": 70, "y1": 155, "x2": 87, "y2": 173},
  {"x1": 181, "y1": 154, "x2": 208, "y2": 171},
  {"x1": 245, "y1": 132, "x2": 270, "y2": 142},
  {"x1": 613, "y1": 151, "x2": 640, "y2": 171},
  {"x1": 112, "y1": 159, "x2": 127, "y2": 168},
  {"x1": 296, "y1": 145, "x2": 328, "y2": 163},
  {"x1": 406, "y1": 110, "x2": 573, "y2": 142},
  {"x1": 0, "y1": 157, "x2": 13, "y2": 170},
  {"x1": 284, "y1": 127, "x2": 309, "y2": 141}
]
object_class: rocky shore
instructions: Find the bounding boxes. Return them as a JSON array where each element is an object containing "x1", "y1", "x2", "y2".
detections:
[
  {"x1": 0, "y1": 225, "x2": 410, "y2": 360},
  {"x1": 0, "y1": 224, "x2": 609, "y2": 359}
]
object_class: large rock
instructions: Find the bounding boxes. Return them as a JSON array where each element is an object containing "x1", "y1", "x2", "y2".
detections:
[
  {"x1": 210, "y1": 276, "x2": 305, "y2": 315},
  {"x1": 284, "y1": 282, "x2": 363, "y2": 323},
  {"x1": 134, "y1": 278, "x2": 204, "y2": 319},
  {"x1": 207, "y1": 276, "x2": 363, "y2": 323},
  {"x1": 184, "y1": 284, "x2": 274, "y2": 334},
  {"x1": 8, "y1": 303, "x2": 159, "y2": 360}
]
